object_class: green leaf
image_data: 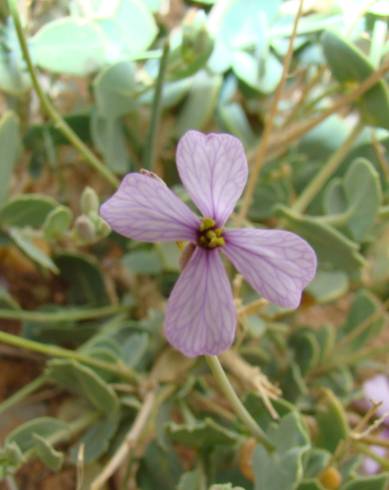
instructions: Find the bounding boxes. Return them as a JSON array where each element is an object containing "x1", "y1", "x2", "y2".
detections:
[
  {"x1": 96, "y1": 0, "x2": 158, "y2": 61},
  {"x1": 338, "y1": 289, "x2": 384, "y2": 349},
  {"x1": 0, "y1": 194, "x2": 57, "y2": 227},
  {"x1": 43, "y1": 205, "x2": 73, "y2": 240},
  {"x1": 0, "y1": 20, "x2": 30, "y2": 95},
  {"x1": 93, "y1": 61, "x2": 136, "y2": 118},
  {"x1": 54, "y1": 252, "x2": 110, "y2": 305},
  {"x1": 307, "y1": 270, "x2": 348, "y2": 303},
  {"x1": 342, "y1": 474, "x2": 389, "y2": 490},
  {"x1": 168, "y1": 16, "x2": 214, "y2": 80},
  {"x1": 323, "y1": 158, "x2": 382, "y2": 241},
  {"x1": 0, "y1": 112, "x2": 22, "y2": 204},
  {"x1": 253, "y1": 445, "x2": 306, "y2": 490},
  {"x1": 176, "y1": 469, "x2": 202, "y2": 490},
  {"x1": 123, "y1": 249, "x2": 162, "y2": 275},
  {"x1": 232, "y1": 50, "x2": 283, "y2": 94},
  {"x1": 46, "y1": 359, "x2": 119, "y2": 414},
  {"x1": 71, "y1": 413, "x2": 120, "y2": 463},
  {"x1": 312, "y1": 324, "x2": 336, "y2": 363},
  {"x1": 91, "y1": 114, "x2": 130, "y2": 173},
  {"x1": 276, "y1": 206, "x2": 365, "y2": 279},
  {"x1": 315, "y1": 389, "x2": 348, "y2": 452},
  {"x1": 120, "y1": 333, "x2": 148, "y2": 367},
  {"x1": 30, "y1": 17, "x2": 108, "y2": 75},
  {"x1": 321, "y1": 30, "x2": 389, "y2": 129},
  {"x1": 244, "y1": 394, "x2": 295, "y2": 432},
  {"x1": 176, "y1": 70, "x2": 222, "y2": 136},
  {"x1": 166, "y1": 418, "x2": 239, "y2": 448},
  {"x1": 297, "y1": 481, "x2": 324, "y2": 490},
  {"x1": 9, "y1": 228, "x2": 59, "y2": 273},
  {"x1": 138, "y1": 441, "x2": 183, "y2": 489},
  {"x1": 302, "y1": 448, "x2": 330, "y2": 479},
  {"x1": 5, "y1": 417, "x2": 69, "y2": 453},
  {"x1": 32, "y1": 434, "x2": 64, "y2": 471},
  {"x1": 218, "y1": 102, "x2": 258, "y2": 149},
  {"x1": 268, "y1": 412, "x2": 310, "y2": 454},
  {"x1": 0, "y1": 442, "x2": 24, "y2": 477},
  {"x1": 208, "y1": 0, "x2": 281, "y2": 48},
  {"x1": 289, "y1": 330, "x2": 320, "y2": 374}
]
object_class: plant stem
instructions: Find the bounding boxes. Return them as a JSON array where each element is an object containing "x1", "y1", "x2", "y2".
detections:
[
  {"x1": 0, "y1": 375, "x2": 46, "y2": 416},
  {"x1": 237, "y1": 0, "x2": 305, "y2": 224},
  {"x1": 0, "y1": 304, "x2": 127, "y2": 322},
  {"x1": 7, "y1": 0, "x2": 119, "y2": 188},
  {"x1": 205, "y1": 356, "x2": 274, "y2": 450},
  {"x1": 292, "y1": 119, "x2": 364, "y2": 213},
  {"x1": 264, "y1": 59, "x2": 389, "y2": 163},
  {"x1": 90, "y1": 389, "x2": 157, "y2": 490},
  {"x1": 357, "y1": 444, "x2": 389, "y2": 470},
  {"x1": 0, "y1": 330, "x2": 140, "y2": 383},
  {"x1": 143, "y1": 41, "x2": 169, "y2": 171}
]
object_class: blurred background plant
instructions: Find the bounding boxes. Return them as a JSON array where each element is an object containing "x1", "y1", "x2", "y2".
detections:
[{"x1": 0, "y1": 0, "x2": 389, "y2": 489}]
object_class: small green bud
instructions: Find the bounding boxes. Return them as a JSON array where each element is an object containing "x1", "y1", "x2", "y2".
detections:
[
  {"x1": 74, "y1": 215, "x2": 96, "y2": 242},
  {"x1": 81, "y1": 186, "x2": 99, "y2": 215},
  {"x1": 95, "y1": 216, "x2": 111, "y2": 237}
]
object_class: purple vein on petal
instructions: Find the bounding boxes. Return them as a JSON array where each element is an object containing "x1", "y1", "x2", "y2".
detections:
[
  {"x1": 100, "y1": 173, "x2": 200, "y2": 242},
  {"x1": 223, "y1": 228, "x2": 317, "y2": 309},
  {"x1": 165, "y1": 247, "x2": 236, "y2": 357}
]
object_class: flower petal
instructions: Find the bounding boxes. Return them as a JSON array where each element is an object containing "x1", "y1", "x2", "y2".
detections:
[
  {"x1": 176, "y1": 130, "x2": 248, "y2": 225},
  {"x1": 165, "y1": 247, "x2": 236, "y2": 357},
  {"x1": 223, "y1": 228, "x2": 317, "y2": 309},
  {"x1": 100, "y1": 172, "x2": 199, "y2": 242}
]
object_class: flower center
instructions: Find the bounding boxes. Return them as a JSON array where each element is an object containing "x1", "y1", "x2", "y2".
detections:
[{"x1": 197, "y1": 217, "x2": 225, "y2": 249}]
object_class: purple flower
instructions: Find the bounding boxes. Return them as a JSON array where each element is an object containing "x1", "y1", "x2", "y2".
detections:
[
  {"x1": 362, "y1": 375, "x2": 389, "y2": 474},
  {"x1": 100, "y1": 130, "x2": 317, "y2": 357}
]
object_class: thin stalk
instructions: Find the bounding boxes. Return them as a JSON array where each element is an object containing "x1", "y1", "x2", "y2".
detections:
[
  {"x1": 292, "y1": 120, "x2": 364, "y2": 213},
  {"x1": 205, "y1": 356, "x2": 274, "y2": 450},
  {"x1": 360, "y1": 436, "x2": 389, "y2": 449},
  {"x1": 0, "y1": 330, "x2": 140, "y2": 383},
  {"x1": 357, "y1": 444, "x2": 389, "y2": 470},
  {"x1": 0, "y1": 375, "x2": 46, "y2": 416},
  {"x1": 7, "y1": 0, "x2": 119, "y2": 188},
  {"x1": 143, "y1": 42, "x2": 170, "y2": 171},
  {"x1": 90, "y1": 390, "x2": 157, "y2": 490},
  {"x1": 0, "y1": 304, "x2": 127, "y2": 322},
  {"x1": 237, "y1": 0, "x2": 305, "y2": 223},
  {"x1": 265, "y1": 59, "x2": 389, "y2": 162}
]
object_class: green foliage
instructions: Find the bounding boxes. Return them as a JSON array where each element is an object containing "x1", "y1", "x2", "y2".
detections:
[
  {"x1": 46, "y1": 360, "x2": 119, "y2": 414},
  {"x1": 1, "y1": 0, "x2": 389, "y2": 486},
  {"x1": 315, "y1": 389, "x2": 349, "y2": 452},
  {"x1": 321, "y1": 30, "x2": 389, "y2": 129}
]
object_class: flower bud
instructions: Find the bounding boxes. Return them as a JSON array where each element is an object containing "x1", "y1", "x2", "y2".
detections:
[
  {"x1": 74, "y1": 215, "x2": 96, "y2": 242},
  {"x1": 81, "y1": 186, "x2": 99, "y2": 215}
]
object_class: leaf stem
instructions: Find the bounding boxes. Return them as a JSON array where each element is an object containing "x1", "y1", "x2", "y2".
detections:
[
  {"x1": 292, "y1": 119, "x2": 364, "y2": 213},
  {"x1": 0, "y1": 304, "x2": 127, "y2": 322},
  {"x1": 0, "y1": 330, "x2": 140, "y2": 383},
  {"x1": 7, "y1": 0, "x2": 119, "y2": 187},
  {"x1": 205, "y1": 355, "x2": 274, "y2": 451},
  {"x1": 0, "y1": 374, "x2": 46, "y2": 416},
  {"x1": 143, "y1": 41, "x2": 170, "y2": 171}
]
